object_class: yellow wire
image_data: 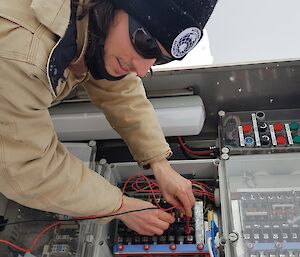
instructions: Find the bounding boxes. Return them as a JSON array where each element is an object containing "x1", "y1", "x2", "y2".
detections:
[{"x1": 207, "y1": 210, "x2": 214, "y2": 230}]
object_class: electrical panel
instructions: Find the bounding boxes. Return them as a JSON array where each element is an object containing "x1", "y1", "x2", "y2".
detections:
[
  {"x1": 222, "y1": 153, "x2": 300, "y2": 257},
  {"x1": 219, "y1": 109, "x2": 300, "y2": 155},
  {"x1": 112, "y1": 175, "x2": 219, "y2": 257},
  {"x1": 108, "y1": 160, "x2": 221, "y2": 257},
  {"x1": 232, "y1": 190, "x2": 300, "y2": 256},
  {"x1": 1, "y1": 136, "x2": 300, "y2": 257},
  {"x1": 0, "y1": 201, "x2": 80, "y2": 257}
]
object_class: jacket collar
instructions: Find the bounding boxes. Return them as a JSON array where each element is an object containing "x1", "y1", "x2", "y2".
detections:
[
  {"x1": 69, "y1": 15, "x2": 89, "y2": 77},
  {"x1": 45, "y1": 0, "x2": 89, "y2": 96}
]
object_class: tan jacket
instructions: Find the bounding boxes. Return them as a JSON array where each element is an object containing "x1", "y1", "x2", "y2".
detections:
[{"x1": 0, "y1": 0, "x2": 171, "y2": 217}]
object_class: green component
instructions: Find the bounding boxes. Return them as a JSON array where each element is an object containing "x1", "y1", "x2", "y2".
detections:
[
  {"x1": 290, "y1": 122, "x2": 299, "y2": 131},
  {"x1": 293, "y1": 135, "x2": 300, "y2": 144}
]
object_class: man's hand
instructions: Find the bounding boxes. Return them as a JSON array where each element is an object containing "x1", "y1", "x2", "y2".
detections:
[
  {"x1": 151, "y1": 159, "x2": 196, "y2": 217},
  {"x1": 115, "y1": 196, "x2": 175, "y2": 235}
]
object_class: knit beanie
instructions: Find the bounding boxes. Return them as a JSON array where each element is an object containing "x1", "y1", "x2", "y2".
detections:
[{"x1": 113, "y1": 0, "x2": 218, "y2": 60}]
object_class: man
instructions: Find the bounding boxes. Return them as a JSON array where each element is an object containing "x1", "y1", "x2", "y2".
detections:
[{"x1": 0, "y1": 0, "x2": 217, "y2": 235}]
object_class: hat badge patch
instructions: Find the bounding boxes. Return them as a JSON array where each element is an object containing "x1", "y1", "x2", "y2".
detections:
[{"x1": 171, "y1": 27, "x2": 202, "y2": 58}]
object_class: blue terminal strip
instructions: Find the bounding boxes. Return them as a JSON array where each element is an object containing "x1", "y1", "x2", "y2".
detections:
[
  {"x1": 113, "y1": 243, "x2": 210, "y2": 255},
  {"x1": 247, "y1": 242, "x2": 300, "y2": 252},
  {"x1": 113, "y1": 231, "x2": 212, "y2": 256}
]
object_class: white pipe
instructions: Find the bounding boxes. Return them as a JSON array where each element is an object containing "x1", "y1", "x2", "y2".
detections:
[{"x1": 50, "y1": 96, "x2": 205, "y2": 141}]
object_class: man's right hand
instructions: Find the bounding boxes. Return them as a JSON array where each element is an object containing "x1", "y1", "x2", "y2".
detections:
[{"x1": 115, "y1": 196, "x2": 175, "y2": 235}]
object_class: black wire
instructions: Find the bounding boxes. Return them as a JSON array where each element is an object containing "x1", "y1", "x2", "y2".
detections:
[
  {"x1": 177, "y1": 136, "x2": 216, "y2": 159},
  {"x1": 0, "y1": 207, "x2": 159, "y2": 227},
  {"x1": 180, "y1": 145, "x2": 200, "y2": 160},
  {"x1": 179, "y1": 144, "x2": 213, "y2": 160},
  {"x1": 73, "y1": 207, "x2": 159, "y2": 220}
]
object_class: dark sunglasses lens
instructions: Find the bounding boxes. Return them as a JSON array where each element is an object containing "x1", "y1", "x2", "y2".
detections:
[
  {"x1": 129, "y1": 16, "x2": 172, "y2": 65},
  {"x1": 132, "y1": 28, "x2": 161, "y2": 58},
  {"x1": 133, "y1": 30, "x2": 171, "y2": 65}
]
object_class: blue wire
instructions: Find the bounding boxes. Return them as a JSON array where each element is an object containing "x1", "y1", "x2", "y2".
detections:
[{"x1": 210, "y1": 220, "x2": 219, "y2": 257}]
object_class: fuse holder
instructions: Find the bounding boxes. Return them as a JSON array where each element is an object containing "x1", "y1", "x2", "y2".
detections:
[
  {"x1": 242, "y1": 124, "x2": 252, "y2": 134},
  {"x1": 245, "y1": 137, "x2": 255, "y2": 148},
  {"x1": 290, "y1": 122, "x2": 299, "y2": 131},
  {"x1": 261, "y1": 135, "x2": 270, "y2": 146},
  {"x1": 293, "y1": 135, "x2": 300, "y2": 144},
  {"x1": 256, "y1": 111, "x2": 266, "y2": 121},
  {"x1": 274, "y1": 122, "x2": 284, "y2": 132},
  {"x1": 277, "y1": 136, "x2": 286, "y2": 145},
  {"x1": 258, "y1": 122, "x2": 268, "y2": 133}
]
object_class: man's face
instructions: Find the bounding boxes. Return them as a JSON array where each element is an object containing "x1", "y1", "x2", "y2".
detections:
[{"x1": 103, "y1": 10, "x2": 170, "y2": 78}]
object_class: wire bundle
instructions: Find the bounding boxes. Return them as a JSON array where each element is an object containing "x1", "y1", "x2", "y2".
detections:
[
  {"x1": 178, "y1": 136, "x2": 214, "y2": 157},
  {"x1": 122, "y1": 173, "x2": 214, "y2": 208}
]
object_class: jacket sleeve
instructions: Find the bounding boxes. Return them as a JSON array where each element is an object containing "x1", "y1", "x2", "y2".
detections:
[
  {"x1": 84, "y1": 73, "x2": 172, "y2": 167},
  {"x1": 0, "y1": 58, "x2": 122, "y2": 219}
]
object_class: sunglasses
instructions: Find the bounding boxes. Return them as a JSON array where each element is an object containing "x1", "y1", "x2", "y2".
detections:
[{"x1": 128, "y1": 15, "x2": 173, "y2": 65}]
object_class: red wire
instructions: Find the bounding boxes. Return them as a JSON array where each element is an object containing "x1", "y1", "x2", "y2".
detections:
[
  {"x1": 131, "y1": 178, "x2": 160, "y2": 193},
  {"x1": 0, "y1": 221, "x2": 61, "y2": 252},
  {"x1": 191, "y1": 179, "x2": 212, "y2": 191},
  {"x1": 0, "y1": 199, "x2": 125, "y2": 253},
  {"x1": 185, "y1": 216, "x2": 191, "y2": 235},
  {"x1": 125, "y1": 173, "x2": 174, "y2": 212},
  {"x1": 134, "y1": 177, "x2": 159, "y2": 191},
  {"x1": 0, "y1": 173, "x2": 134, "y2": 252},
  {"x1": 178, "y1": 136, "x2": 213, "y2": 156}
]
